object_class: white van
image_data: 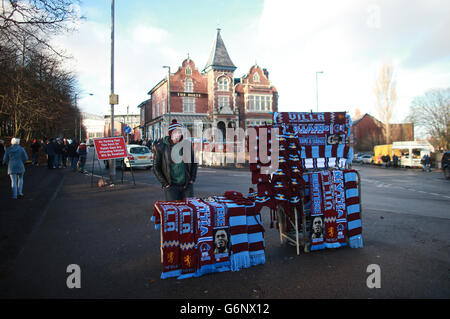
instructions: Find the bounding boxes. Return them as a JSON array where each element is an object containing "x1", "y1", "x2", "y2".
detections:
[{"x1": 392, "y1": 141, "x2": 434, "y2": 168}]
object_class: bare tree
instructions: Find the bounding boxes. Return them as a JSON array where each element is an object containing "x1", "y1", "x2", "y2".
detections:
[
  {"x1": 374, "y1": 61, "x2": 397, "y2": 144},
  {"x1": 407, "y1": 88, "x2": 450, "y2": 150},
  {"x1": 0, "y1": 0, "x2": 80, "y2": 55}
]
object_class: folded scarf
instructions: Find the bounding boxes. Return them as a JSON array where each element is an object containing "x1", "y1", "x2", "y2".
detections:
[
  {"x1": 185, "y1": 198, "x2": 215, "y2": 276},
  {"x1": 177, "y1": 204, "x2": 197, "y2": 279},
  {"x1": 154, "y1": 202, "x2": 182, "y2": 279},
  {"x1": 344, "y1": 170, "x2": 363, "y2": 248},
  {"x1": 235, "y1": 197, "x2": 265, "y2": 267},
  {"x1": 204, "y1": 199, "x2": 231, "y2": 272},
  {"x1": 219, "y1": 193, "x2": 251, "y2": 271}
]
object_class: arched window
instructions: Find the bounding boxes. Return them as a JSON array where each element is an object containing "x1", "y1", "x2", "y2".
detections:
[
  {"x1": 185, "y1": 78, "x2": 193, "y2": 92},
  {"x1": 218, "y1": 77, "x2": 229, "y2": 91},
  {"x1": 253, "y1": 72, "x2": 260, "y2": 82}
]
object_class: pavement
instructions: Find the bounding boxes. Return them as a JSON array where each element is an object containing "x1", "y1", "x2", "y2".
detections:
[{"x1": 0, "y1": 162, "x2": 449, "y2": 299}]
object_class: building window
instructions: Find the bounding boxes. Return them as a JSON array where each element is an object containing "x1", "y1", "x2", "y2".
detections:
[
  {"x1": 218, "y1": 77, "x2": 229, "y2": 91},
  {"x1": 218, "y1": 95, "x2": 229, "y2": 110},
  {"x1": 185, "y1": 78, "x2": 193, "y2": 92},
  {"x1": 246, "y1": 120, "x2": 267, "y2": 127},
  {"x1": 183, "y1": 97, "x2": 195, "y2": 113},
  {"x1": 248, "y1": 95, "x2": 272, "y2": 112},
  {"x1": 185, "y1": 66, "x2": 192, "y2": 75},
  {"x1": 253, "y1": 72, "x2": 260, "y2": 82}
]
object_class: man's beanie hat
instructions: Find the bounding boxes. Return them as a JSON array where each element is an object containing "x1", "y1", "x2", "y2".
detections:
[{"x1": 168, "y1": 119, "x2": 182, "y2": 135}]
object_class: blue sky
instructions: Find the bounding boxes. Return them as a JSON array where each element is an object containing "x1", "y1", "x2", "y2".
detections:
[{"x1": 53, "y1": 0, "x2": 450, "y2": 130}]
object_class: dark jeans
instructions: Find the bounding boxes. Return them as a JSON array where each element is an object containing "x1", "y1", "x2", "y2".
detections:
[
  {"x1": 47, "y1": 154, "x2": 55, "y2": 168},
  {"x1": 164, "y1": 183, "x2": 194, "y2": 201}
]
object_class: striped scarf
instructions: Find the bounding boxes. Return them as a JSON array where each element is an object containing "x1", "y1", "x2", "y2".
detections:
[
  {"x1": 218, "y1": 193, "x2": 251, "y2": 271},
  {"x1": 344, "y1": 170, "x2": 363, "y2": 248}
]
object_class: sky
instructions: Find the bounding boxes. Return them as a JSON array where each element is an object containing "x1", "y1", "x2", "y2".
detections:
[{"x1": 52, "y1": 0, "x2": 450, "y2": 124}]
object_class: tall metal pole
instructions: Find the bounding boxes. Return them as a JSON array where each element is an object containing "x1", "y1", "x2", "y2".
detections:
[
  {"x1": 126, "y1": 105, "x2": 129, "y2": 144},
  {"x1": 79, "y1": 113, "x2": 82, "y2": 142},
  {"x1": 109, "y1": 0, "x2": 116, "y2": 182},
  {"x1": 74, "y1": 94, "x2": 78, "y2": 139},
  {"x1": 316, "y1": 71, "x2": 323, "y2": 112}
]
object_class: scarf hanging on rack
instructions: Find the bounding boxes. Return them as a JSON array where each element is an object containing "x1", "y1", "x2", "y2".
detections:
[
  {"x1": 185, "y1": 198, "x2": 215, "y2": 276},
  {"x1": 307, "y1": 172, "x2": 325, "y2": 251},
  {"x1": 321, "y1": 171, "x2": 340, "y2": 249},
  {"x1": 344, "y1": 170, "x2": 363, "y2": 248},
  {"x1": 273, "y1": 112, "x2": 349, "y2": 126},
  {"x1": 332, "y1": 170, "x2": 347, "y2": 247},
  {"x1": 177, "y1": 204, "x2": 197, "y2": 279}
]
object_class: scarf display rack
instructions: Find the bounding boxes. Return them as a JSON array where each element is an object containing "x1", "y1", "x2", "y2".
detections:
[{"x1": 250, "y1": 111, "x2": 363, "y2": 255}]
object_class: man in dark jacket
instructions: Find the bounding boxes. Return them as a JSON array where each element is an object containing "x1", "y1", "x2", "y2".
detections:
[
  {"x1": 153, "y1": 119, "x2": 198, "y2": 201},
  {"x1": 44, "y1": 139, "x2": 56, "y2": 169},
  {"x1": 31, "y1": 139, "x2": 41, "y2": 166},
  {"x1": 67, "y1": 139, "x2": 79, "y2": 171}
]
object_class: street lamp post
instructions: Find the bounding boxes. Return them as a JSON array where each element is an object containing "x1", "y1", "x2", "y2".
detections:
[
  {"x1": 109, "y1": 0, "x2": 116, "y2": 183},
  {"x1": 163, "y1": 65, "x2": 171, "y2": 128},
  {"x1": 316, "y1": 71, "x2": 324, "y2": 112}
]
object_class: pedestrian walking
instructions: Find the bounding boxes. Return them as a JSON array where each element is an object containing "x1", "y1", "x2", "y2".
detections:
[
  {"x1": 421, "y1": 154, "x2": 431, "y2": 172},
  {"x1": 76, "y1": 141, "x2": 87, "y2": 173},
  {"x1": 0, "y1": 139, "x2": 5, "y2": 166},
  {"x1": 67, "y1": 139, "x2": 78, "y2": 171},
  {"x1": 55, "y1": 138, "x2": 64, "y2": 168},
  {"x1": 3, "y1": 137, "x2": 28, "y2": 199},
  {"x1": 393, "y1": 154, "x2": 399, "y2": 168},
  {"x1": 31, "y1": 139, "x2": 41, "y2": 166},
  {"x1": 44, "y1": 138, "x2": 56, "y2": 169},
  {"x1": 62, "y1": 138, "x2": 69, "y2": 168},
  {"x1": 153, "y1": 119, "x2": 198, "y2": 201}
]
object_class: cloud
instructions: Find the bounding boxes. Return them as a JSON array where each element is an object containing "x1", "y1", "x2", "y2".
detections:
[
  {"x1": 51, "y1": 16, "x2": 177, "y2": 116},
  {"x1": 253, "y1": 0, "x2": 450, "y2": 120}
]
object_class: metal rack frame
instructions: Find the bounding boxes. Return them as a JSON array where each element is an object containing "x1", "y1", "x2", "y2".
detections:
[{"x1": 275, "y1": 167, "x2": 362, "y2": 255}]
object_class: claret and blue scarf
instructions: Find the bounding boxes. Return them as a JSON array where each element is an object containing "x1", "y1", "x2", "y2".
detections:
[
  {"x1": 152, "y1": 111, "x2": 363, "y2": 279},
  {"x1": 152, "y1": 194, "x2": 266, "y2": 279}
]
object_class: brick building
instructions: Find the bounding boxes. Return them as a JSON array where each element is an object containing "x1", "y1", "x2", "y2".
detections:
[
  {"x1": 139, "y1": 28, "x2": 278, "y2": 142},
  {"x1": 351, "y1": 113, "x2": 414, "y2": 152}
]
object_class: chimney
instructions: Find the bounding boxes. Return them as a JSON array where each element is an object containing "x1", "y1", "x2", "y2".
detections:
[{"x1": 263, "y1": 68, "x2": 269, "y2": 79}]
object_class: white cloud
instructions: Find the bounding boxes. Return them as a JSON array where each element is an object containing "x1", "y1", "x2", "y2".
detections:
[
  {"x1": 51, "y1": 17, "x2": 177, "y2": 117},
  {"x1": 254, "y1": 0, "x2": 450, "y2": 121}
]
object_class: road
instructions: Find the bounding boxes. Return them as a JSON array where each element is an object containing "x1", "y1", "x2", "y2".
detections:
[{"x1": 0, "y1": 154, "x2": 449, "y2": 299}]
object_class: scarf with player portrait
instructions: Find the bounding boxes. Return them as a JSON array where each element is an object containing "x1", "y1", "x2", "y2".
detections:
[{"x1": 204, "y1": 199, "x2": 231, "y2": 272}]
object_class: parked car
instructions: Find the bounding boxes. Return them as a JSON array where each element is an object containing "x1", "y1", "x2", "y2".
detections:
[
  {"x1": 104, "y1": 145, "x2": 153, "y2": 169},
  {"x1": 353, "y1": 153, "x2": 373, "y2": 164},
  {"x1": 441, "y1": 151, "x2": 450, "y2": 179}
]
